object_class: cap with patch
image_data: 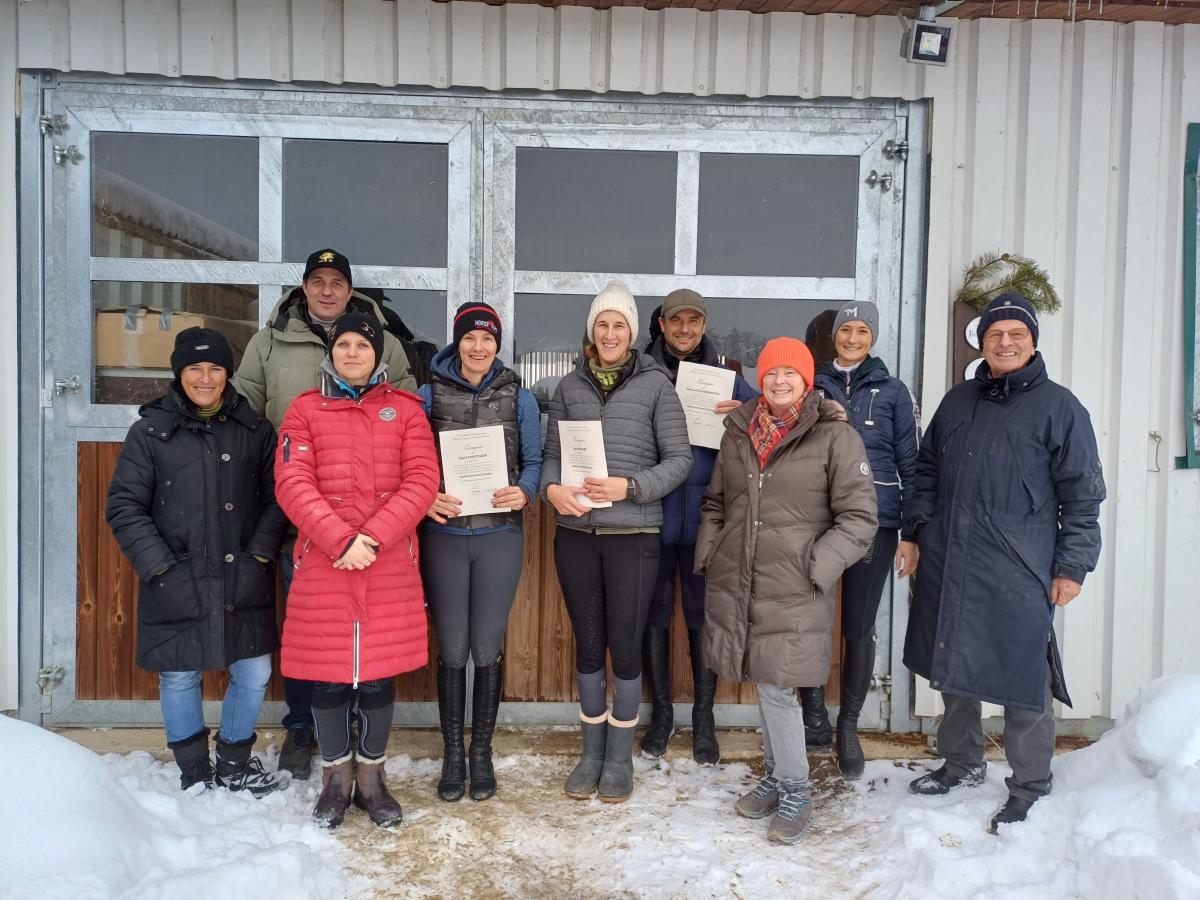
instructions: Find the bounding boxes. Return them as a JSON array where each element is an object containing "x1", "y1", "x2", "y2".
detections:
[{"x1": 303, "y1": 248, "x2": 353, "y2": 286}]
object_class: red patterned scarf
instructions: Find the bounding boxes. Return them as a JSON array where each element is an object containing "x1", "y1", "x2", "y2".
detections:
[{"x1": 749, "y1": 395, "x2": 806, "y2": 469}]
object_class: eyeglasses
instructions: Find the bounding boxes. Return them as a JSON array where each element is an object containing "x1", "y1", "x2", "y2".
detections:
[{"x1": 982, "y1": 328, "x2": 1032, "y2": 345}]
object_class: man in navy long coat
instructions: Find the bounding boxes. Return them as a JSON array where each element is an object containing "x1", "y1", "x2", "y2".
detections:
[{"x1": 903, "y1": 293, "x2": 1106, "y2": 833}]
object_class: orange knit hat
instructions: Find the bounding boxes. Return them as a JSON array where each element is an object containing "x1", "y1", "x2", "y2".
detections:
[{"x1": 756, "y1": 337, "x2": 815, "y2": 392}]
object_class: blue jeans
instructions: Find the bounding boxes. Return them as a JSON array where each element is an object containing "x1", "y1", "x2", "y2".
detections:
[
  {"x1": 160, "y1": 653, "x2": 273, "y2": 744},
  {"x1": 280, "y1": 552, "x2": 315, "y2": 731}
]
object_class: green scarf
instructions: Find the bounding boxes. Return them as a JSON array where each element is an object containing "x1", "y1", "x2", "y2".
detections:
[{"x1": 588, "y1": 352, "x2": 632, "y2": 392}]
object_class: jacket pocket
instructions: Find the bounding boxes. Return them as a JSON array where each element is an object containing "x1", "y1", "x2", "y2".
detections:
[
  {"x1": 139, "y1": 556, "x2": 200, "y2": 626},
  {"x1": 233, "y1": 552, "x2": 275, "y2": 615}
]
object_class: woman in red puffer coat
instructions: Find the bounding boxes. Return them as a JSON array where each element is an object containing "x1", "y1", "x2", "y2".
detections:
[{"x1": 275, "y1": 312, "x2": 438, "y2": 830}]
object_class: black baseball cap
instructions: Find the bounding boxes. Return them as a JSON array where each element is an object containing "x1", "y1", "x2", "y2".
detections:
[{"x1": 303, "y1": 248, "x2": 353, "y2": 286}]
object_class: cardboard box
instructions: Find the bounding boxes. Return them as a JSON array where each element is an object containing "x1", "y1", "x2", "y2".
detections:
[{"x1": 95, "y1": 308, "x2": 256, "y2": 371}]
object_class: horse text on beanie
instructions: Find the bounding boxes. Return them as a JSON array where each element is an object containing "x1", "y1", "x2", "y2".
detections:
[
  {"x1": 978, "y1": 292, "x2": 1039, "y2": 347},
  {"x1": 330, "y1": 312, "x2": 384, "y2": 364},
  {"x1": 453, "y1": 302, "x2": 503, "y2": 346},
  {"x1": 833, "y1": 301, "x2": 880, "y2": 343},
  {"x1": 586, "y1": 280, "x2": 639, "y2": 346},
  {"x1": 170, "y1": 327, "x2": 234, "y2": 378}
]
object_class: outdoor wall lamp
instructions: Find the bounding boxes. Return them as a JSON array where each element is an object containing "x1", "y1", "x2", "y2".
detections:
[{"x1": 897, "y1": 0, "x2": 965, "y2": 66}]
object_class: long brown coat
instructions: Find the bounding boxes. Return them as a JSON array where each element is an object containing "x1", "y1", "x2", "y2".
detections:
[{"x1": 696, "y1": 393, "x2": 878, "y2": 687}]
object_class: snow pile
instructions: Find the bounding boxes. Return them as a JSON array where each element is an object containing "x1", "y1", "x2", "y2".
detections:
[
  {"x1": 858, "y1": 674, "x2": 1200, "y2": 900},
  {"x1": 0, "y1": 716, "x2": 347, "y2": 900}
]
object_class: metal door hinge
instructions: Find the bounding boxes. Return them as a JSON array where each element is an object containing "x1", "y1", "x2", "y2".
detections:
[
  {"x1": 54, "y1": 375, "x2": 81, "y2": 396},
  {"x1": 884, "y1": 139, "x2": 909, "y2": 161},
  {"x1": 872, "y1": 673, "x2": 893, "y2": 696},
  {"x1": 865, "y1": 170, "x2": 894, "y2": 192},
  {"x1": 37, "y1": 665, "x2": 65, "y2": 691},
  {"x1": 1193, "y1": 408, "x2": 1200, "y2": 425},
  {"x1": 39, "y1": 114, "x2": 67, "y2": 135},
  {"x1": 53, "y1": 144, "x2": 83, "y2": 166}
]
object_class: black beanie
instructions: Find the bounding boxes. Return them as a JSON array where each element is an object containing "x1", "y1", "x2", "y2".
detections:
[
  {"x1": 452, "y1": 302, "x2": 502, "y2": 346},
  {"x1": 978, "y1": 293, "x2": 1040, "y2": 347},
  {"x1": 330, "y1": 312, "x2": 384, "y2": 365},
  {"x1": 170, "y1": 327, "x2": 234, "y2": 378}
]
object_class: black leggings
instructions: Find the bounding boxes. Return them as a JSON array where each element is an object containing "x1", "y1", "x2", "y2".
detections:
[
  {"x1": 311, "y1": 678, "x2": 395, "y2": 763},
  {"x1": 840, "y1": 528, "x2": 899, "y2": 641},
  {"x1": 553, "y1": 527, "x2": 660, "y2": 681}
]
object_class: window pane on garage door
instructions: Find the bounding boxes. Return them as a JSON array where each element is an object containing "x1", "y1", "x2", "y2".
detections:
[
  {"x1": 697, "y1": 153, "x2": 858, "y2": 278},
  {"x1": 92, "y1": 133, "x2": 259, "y2": 261},
  {"x1": 515, "y1": 148, "x2": 676, "y2": 274},
  {"x1": 282, "y1": 139, "x2": 448, "y2": 267}
]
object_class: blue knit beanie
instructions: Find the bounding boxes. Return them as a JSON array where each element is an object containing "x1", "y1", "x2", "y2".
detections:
[{"x1": 978, "y1": 293, "x2": 1039, "y2": 347}]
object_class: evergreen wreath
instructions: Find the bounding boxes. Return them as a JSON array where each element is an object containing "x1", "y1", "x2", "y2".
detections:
[{"x1": 956, "y1": 252, "x2": 1061, "y2": 314}]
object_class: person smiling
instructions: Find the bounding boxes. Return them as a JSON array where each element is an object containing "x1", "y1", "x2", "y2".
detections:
[
  {"x1": 541, "y1": 280, "x2": 692, "y2": 803},
  {"x1": 696, "y1": 336, "x2": 877, "y2": 844},
  {"x1": 274, "y1": 312, "x2": 439, "y2": 829},
  {"x1": 415, "y1": 302, "x2": 542, "y2": 804},
  {"x1": 811, "y1": 301, "x2": 920, "y2": 779},
  {"x1": 106, "y1": 328, "x2": 287, "y2": 797}
]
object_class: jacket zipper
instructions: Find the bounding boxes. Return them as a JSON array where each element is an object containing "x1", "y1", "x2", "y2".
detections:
[
  {"x1": 865, "y1": 389, "x2": 880, "y2": 426},
  {"x1": 352, "y1": 620, "x2": 360, "y2": 688}
]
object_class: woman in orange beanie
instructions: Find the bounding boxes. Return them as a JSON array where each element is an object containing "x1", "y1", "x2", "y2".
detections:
[{"x1": 695, "y1": 336, "x2": 877, "y2": 844}]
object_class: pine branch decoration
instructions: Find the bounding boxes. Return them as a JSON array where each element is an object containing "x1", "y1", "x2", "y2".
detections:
[{"x1": 956, "y1": 252, "x2": 1061, "y2": 314}]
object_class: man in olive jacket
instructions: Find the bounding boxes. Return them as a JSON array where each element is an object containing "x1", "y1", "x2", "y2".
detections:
[
  {"x1": 904, "y1": 293, "x2": 1105, "y2": 834},
  {"x1": 233, "y1": 247, "x2": 415, "y2": 778}
]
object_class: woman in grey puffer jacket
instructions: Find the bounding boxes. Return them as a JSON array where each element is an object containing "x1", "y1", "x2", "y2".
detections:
[{"x1": 540, "y1": 281, "x2": 691, "y2": 804}]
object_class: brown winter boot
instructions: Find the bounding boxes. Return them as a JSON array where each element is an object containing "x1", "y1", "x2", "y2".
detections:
[
  {"x1": 312, "y1": 754, "x2": 354, "y2": 829},
  {"x1": 354, "y1": 755, "x2": 403, "y2": 827}
]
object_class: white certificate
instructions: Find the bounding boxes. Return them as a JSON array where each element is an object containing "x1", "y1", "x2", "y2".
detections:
[
  {"x1": 439, "y1": 425, "x2": 512, "y2": 518},
  {"x1": 675, "y1": 361, "x2": 737, "y2": 450},
  {"x1": 557, "y1": 419, "x2": 612, "y2": 509}
]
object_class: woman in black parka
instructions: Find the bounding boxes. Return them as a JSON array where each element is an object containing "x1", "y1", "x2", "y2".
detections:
[{"x1": 106, "y1": 328, "x2": 287, "y2": 796}]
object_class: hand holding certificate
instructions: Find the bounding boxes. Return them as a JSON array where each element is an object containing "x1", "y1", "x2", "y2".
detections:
[
  {"x1": 557, "y1": 420, "x2": 612, "y2": 510},
  {"x1": 675, "y1": 361, "x2": 737, "y2": 450},
  {"x1": 436, "y1": 425, "x2": 512, "y2": 519}
]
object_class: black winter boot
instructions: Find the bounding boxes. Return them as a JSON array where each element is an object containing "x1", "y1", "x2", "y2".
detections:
[
  {"x1": 168, "y1": 727, "x2": 214, "y2": 791},
  {"x1": 214, "y1": 733, "x2": 283, "y2": 797},
  {"x1": 278, "y1": 725, "x2": 315, "y2": 780},
  {"x1": 836, "y1": 631, "x2": 875, "y2": 780},
  {"x1": 639, "y1": 626, "x2": 674, "y2": 758},
  {"x1": 687, "y1": 627, "x2": 720, "y2": 766},
  {"x1": 799, "y1": 686, "x2": 833, "y2": 751},
  {"x1": 436, "y1": 660, "x2": 467, "y2": 802},
  {"x1": 469, "y1": 657, "x2": 503, "y2": 801}
]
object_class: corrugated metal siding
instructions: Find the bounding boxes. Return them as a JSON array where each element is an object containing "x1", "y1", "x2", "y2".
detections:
[{"x1": 13, "y1": 0, "x2": 1200, "y2": 721}]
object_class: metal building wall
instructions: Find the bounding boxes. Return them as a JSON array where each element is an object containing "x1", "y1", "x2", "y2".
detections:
[
  {"x1": 1, "y1": 0, "x2": 19, "y2": 712},
  {"x1": 12, "y1": 0, "x2": 1200, "y2": 721}
]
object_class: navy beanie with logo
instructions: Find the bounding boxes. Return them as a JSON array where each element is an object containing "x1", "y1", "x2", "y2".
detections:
[
  {"x1": 330, "y1": 312, "x2": 384, "y2": 364},
  {"x1": 170, "y1": 327, "x2": 234, "y2": 378},
  {"x1": 978, "y1": 293, "x2": 1040, "y2": 347},
  {"x1": 452, "y1": 301, "x2": 503, "y2": 346}
]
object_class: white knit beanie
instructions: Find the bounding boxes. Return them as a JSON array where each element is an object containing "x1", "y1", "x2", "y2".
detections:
[{"x1": 586, "y1": 280, "x2": 639, "y2": 346}]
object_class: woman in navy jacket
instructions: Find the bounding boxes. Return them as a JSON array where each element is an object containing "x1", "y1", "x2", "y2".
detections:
[{"x1": 812, "y1": 301, "x2": 919, "y2": 779}]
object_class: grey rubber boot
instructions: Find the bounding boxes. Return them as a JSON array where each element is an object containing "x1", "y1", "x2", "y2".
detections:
[
  {"x1": 597, "y1": 716, "x2": 638, "y2": 803},
  {"x1": 564, "y1": 712, "x2": 608, "y2": 799}
]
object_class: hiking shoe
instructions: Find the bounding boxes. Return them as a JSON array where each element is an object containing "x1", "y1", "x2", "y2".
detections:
[
  {"x1": 767, "y1": 784, "x2": 813, "y2": 845},
  {"x1": 908, "y1": 763, "x2": 987, "y2": 795},
  {"x1": 989, "y1": 795, "x2": 1036, "y2": 833},
  {"x1": 734, "y1": 773, "x2": 780, "y2": 819}
]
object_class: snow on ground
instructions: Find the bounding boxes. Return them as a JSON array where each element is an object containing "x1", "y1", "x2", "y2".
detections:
[{"x1": 2, "y1": 674, "x2": 1198, "y2": 899}]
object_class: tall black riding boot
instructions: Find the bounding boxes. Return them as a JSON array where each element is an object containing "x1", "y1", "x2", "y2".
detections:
[
  {"x1": 469, "y1": 657, "x2": 503, "y2": 801},
  {"x1": 687, "y1": 627, "x2": 720, "y2": 766},
  {"x1": 799, "y1": 686, "x2": 833, "y2": 752},
  {"x1": 639, "y1": 626, "x2": 674, "y2": 759},
  {"x1": 836, "y1": 630, "x2": 875, "y2": 780},
  {"x1": 436, "y1": 659, "x2": 467, "y2": 802}
]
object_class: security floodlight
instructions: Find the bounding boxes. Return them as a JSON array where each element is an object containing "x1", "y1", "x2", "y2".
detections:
[{"x1": 897, "y1": 1, "x2": 964, "y2": 67}]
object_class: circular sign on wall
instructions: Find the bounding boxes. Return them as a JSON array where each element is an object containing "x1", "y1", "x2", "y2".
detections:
[
  {"x1": 965, "y1": 316, "x2": 982, "y2": 350},
  {"x1": 964, "y1": 357, "x2": 983, "y2": 381}
]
